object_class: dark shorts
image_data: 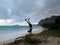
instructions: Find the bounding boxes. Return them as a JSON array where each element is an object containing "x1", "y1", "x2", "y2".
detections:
[{"x1": 28, "y1": 29, "x2": 32, "y2": 33}]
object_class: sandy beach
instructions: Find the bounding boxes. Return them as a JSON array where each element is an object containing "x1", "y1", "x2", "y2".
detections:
[{"x1": 0, "y1": 28, "x2": 44, "y2": 45}]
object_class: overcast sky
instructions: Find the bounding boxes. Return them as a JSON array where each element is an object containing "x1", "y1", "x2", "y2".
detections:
[{"x1": 0, "y1": 0, "x2": 60, "y2": 25}]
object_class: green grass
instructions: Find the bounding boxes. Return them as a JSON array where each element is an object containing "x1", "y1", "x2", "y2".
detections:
[
  {"x1": 38, "y1": 29, "x2": 60, "y2": 37},
  {"x1": 25, "y1": 29, "x2": 60, "y2": 44}
]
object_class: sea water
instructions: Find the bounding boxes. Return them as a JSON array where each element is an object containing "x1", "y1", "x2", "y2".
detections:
[{"x1": 0, "y1": 25, "x2": 42, "y2": 42}]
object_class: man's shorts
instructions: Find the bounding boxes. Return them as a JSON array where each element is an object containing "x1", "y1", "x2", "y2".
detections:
[{"x1": 28, "y1": 29, "x2": 32, "y2": 33}]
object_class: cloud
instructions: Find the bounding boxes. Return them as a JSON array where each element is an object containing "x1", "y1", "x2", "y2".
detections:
[
  {"x1": 0, "y1": 0, "x2": 60, "y2": 25},
  {"x1": 34, "y1": 0, "x2": 60, "y2": 20},
  {"x1": 0, "y1": 19, "x2": 25, "y2": 26},
  {"x1": 0, "y1": 19, "x2": 37, "y2": 26},
  {"x1": 0, "y1": 19, "x2": 14, "y2": 26}
]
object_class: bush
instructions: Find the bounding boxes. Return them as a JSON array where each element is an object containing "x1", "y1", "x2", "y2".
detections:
[
  {"x1": 25, "y1": 34, "x2": 48, "y2": 44},
  {"x1": 41, "y1": 16, "x2": 60, "y2": 30},
  {"x1": 25, "y1": 34, "x2": 42, "y2": 44}
]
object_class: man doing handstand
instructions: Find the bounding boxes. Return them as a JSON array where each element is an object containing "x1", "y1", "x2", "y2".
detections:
[{"x1": 25, "y1": 18, "x2": 32, "y2": 34}]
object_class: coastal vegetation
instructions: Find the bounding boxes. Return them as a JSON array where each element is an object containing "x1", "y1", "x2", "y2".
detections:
[{"x1": 24, "y1": 16, "x2": 60, "y2": 45}]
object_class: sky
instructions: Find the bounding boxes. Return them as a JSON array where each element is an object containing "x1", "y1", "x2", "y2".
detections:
[{"x1": 0, "y1": 0, "x2": 60, "y2": 26}]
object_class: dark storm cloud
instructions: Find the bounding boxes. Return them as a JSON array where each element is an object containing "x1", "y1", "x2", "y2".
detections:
[
  {"x1": 0, "y1": 0, "x2": 60, "y2": 23},
  {"x1": 35, "y1": 0, "x2": 60, "y2": 20}
]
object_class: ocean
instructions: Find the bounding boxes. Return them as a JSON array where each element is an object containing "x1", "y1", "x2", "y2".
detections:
[{"x1": 0, "y1": 25, "x2": 42, "y2": 42}]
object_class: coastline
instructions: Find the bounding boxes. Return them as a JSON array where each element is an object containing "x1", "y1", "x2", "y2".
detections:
[
  {"x1": 0, "y1": 25, "x2": 41, "y2": 42},
  {"x1": 0, "y1": 28, "x2": 44, "y2": 45}
]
